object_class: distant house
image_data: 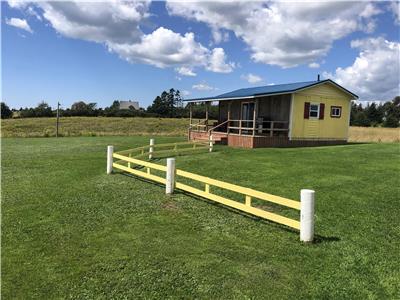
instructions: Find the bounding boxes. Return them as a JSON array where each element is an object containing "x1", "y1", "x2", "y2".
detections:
[
  {"x1": 185, "y1": 78, "x2": 358, "y2": 148},
  {"x1": 119, "y1": 100, "x2": 139, "y2": 110}
]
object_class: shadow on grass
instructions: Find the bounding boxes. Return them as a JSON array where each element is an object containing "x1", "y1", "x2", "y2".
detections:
[
  {"x1": 279, "y1": 142, "x2": 370, "y2": 150},
  {"x1": 115, "y1": 171, "x2": 340, "y2": 244},
  {"x1": 312, "y1": 235, "x2": 341, "y2": 244}
]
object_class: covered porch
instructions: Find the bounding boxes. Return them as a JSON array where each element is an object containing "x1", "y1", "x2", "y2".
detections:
[{"x1": 187, "y1": 94, "x2": 291, "y2": 148}]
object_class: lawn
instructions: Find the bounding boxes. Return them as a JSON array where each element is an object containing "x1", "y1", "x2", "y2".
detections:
[{"x1": 2, "y1": 136, "x2": 400, "y2": 299}]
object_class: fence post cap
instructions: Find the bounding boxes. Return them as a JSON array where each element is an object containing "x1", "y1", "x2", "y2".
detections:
[{"x1": 301, "y1": 189, "x2": 315, "y2": 194}]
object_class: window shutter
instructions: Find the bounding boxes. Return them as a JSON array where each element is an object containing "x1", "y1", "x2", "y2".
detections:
[
  {"x1": 304, "y1": 102, "x2": 310, "y2": 119},
  {"x1": 319, "y1": 103, "x2": 325, "y2": 119}
]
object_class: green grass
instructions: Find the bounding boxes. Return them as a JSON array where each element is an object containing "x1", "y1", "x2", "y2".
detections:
[
  {"x1": 1, "y1": 117, "x2": 189, "y2": 137},
  {"x1": 2, "y1": 136, "x2": 400, "y2": 299}
]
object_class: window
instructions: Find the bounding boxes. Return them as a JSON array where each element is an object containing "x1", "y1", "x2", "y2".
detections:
[
  {"x1": 309, "y1": 104, "x2": 320, "y2": 118},
  {"x1": 304, "y1": 102, "x2": 324, "y2": 119},
  {"x1": 331, "y1": 106, "x2": 342, "y2": 118}
]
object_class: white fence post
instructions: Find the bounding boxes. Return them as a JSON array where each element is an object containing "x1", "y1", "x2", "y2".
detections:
[
  {"x1": 149, "y1": 138, "x2": 155, "y2": 160},
  {"x1": 300, "y1": 189, "x2": 315, "y2": 242},
  {"x1": 166, "y1": 157, "x2": 176, "y2": 194},
  {"x1": 209, "y1": 134, "x2": 213, "y2": 152},
  {"x1": 107, "y1": 145, "x2": 114, "y2": 174}
]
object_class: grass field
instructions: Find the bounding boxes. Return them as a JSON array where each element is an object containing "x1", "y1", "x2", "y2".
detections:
[
  {"x1": 1, "y1": 117, "x2": 188, "y2": 137},
  {"x1": 349, "y1": 126, "x2": 400, "y2": 143},
  {"x1": 2, "y1": 136, "x2": 400, "y2": 299},
  {"x1": 2, "y1": 117, "x2": 399, "y2": 143}
]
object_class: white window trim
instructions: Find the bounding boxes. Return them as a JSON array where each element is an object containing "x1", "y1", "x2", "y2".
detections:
[
  {"x1": 331, "y1": 106, "x2": 341, "y2": 118},
  {"x1": 309, "y1": 103, "x2": 320, "y2": 119}
]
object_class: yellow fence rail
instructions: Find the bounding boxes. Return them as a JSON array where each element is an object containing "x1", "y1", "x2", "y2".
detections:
[
  {"x1": 107, "y1": 140, "x2": 315, "y2": 242},
  {"x1": 115, "y1": 140, "x2": 211, "y2": 160},
  {"x1": 175, "y1": 169, "x2": 300, "y2": 229}
]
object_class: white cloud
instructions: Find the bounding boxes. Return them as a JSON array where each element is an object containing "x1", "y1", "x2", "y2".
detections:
[
  {"x1": 8, "y1": 1, "x2": 234, "y2": 74},
  {"x1": 181, "y1": 90, "x2": 191, "y2": 97},
  {"x1": 192, "y1": 83, "x2": 214, "y2": 91},
  {"x1": 360, "y1": 3, "x2": 381, "y2": 18},
  {"x1": 206, "y1": 48, "x2": 234, "y2": 73},
  {"x1": 241, "y1": 73, "x2": 263, "y2": 84},
  {"x1": 389, "y1": 2, "x2": 400, "y2": 24},
  {"x1": 167, "y1": 1, "x2": 382, "y2": 68},
  {"x1": 211, "y1": 27, "x2": 229, "y2": 44},
  {"x1": 38, "y1": 1, "x2": 149, "y2": 44},
  {"x1": 175, "y1": 66, "x2": 197, "y2": 76},
  {"x1": 308, "y1": 62, "x2": 320, "y2": 69},
  {"x1": 110, "y1": 27, "x2": 209, "y2": 68},
  {"x1": 5, "y1": 17, "x2": 33, "y2": 33},
  {"x1": 7, "y1": 1, "x2": 29, "y2": 9},
  {"x1": 324, "y1": 38, "x2": 400, "y2": 101}
]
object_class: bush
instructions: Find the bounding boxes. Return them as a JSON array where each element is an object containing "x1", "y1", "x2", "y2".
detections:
[{"x1": 1, "y1": 102, "x2": 12, "y2": 119}]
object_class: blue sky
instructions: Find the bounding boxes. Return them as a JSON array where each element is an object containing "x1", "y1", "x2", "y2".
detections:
[{"x1": 2, "y1": 1, "x2": 399, "y2": 109}]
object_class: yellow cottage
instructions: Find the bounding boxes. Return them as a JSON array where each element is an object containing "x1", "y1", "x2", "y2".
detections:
[{"x1": 185, "y1": 78, "x2": 358, "y2": 148}]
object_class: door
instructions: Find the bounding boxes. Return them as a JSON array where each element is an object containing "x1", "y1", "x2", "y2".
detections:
[{"x1": 241, "y1": 102, "x2": 255, "y2": 132}]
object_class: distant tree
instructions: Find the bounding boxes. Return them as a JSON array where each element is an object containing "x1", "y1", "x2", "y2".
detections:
[
  {"x1": 34, "y1": 101, "x2": 53, "y2": 117},
  {"x1": 365, "y1": 103, "x2": 384, "y2": 126},
  {"x1": 71, "y1": 101, "x2": 98, "y2": 116},
  {"x1": 174, "y1": 90, "x2": 183, "y2": 108},
  {"x1": 190, "y1": 102, "x2": 219, "y2": 120},
  {"x1": 383, "y1": 96, "x2": 400, "y2": 128},
  {"x1": 147, "y1": 89, "x2": 185, "y2": 117},
  {"x1": 1, "y1": 102, "x2": 12, "y2": 119},
  {"x1": 350, "y1": 102, "x2": 370, "y2": 126},
  {"x1": 103, "y1": 100, "x2": 119, "y2": 116}
]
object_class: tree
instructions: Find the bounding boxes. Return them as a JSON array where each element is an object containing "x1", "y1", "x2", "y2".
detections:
[
  {"x1": 147, "y1": 89, "x2": 182, "y2": 117},
  {"x1": 383, "y1": 96, "x2": 400, "y2": 128},
  {"x1": 35, "y1": 101, "x2": 53, "y2": 117},
  {"x1": 71, "y1": 101, "x2": 98, "y2": 116},
  {"x1": 365, "y1": 103, "x2": 383, "y2": 126},
  {"x1": 1, "y1": 102, "x2": 12, "y2": 119}
]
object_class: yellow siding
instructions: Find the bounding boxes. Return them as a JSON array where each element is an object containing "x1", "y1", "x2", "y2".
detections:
[{"x1": 291, "y1": 83, "x2": 353, "y2": 140}]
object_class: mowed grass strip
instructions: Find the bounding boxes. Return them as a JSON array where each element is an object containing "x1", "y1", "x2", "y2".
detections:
[{"x1": 2, "y1": 136, "x2": 400, "y2": 299}]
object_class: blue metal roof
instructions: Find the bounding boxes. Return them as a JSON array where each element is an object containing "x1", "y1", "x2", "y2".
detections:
[{"x1": 184, "y1": 79, "x2": 358, "y2": 102}]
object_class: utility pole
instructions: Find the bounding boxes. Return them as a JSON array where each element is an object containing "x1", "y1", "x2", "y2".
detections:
[{"x1": 56, "y1": 102, "x2": 60, "y2": 137}]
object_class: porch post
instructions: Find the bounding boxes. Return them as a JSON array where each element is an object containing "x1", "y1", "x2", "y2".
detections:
[
  {"x1": 188, "y1": 103, "x2": 193, "y2": 141},
  {"x1": 227, "y1": 101, "x2": 231, "y2": 134},
  {"x1": 189, "y1": 103, "x2": 192, "y2": 125},
  {"x1": 239, "y1": 101, "x2": 242, "y2": 135},
  {"x1": 253, "y1": 100, "x2": 258, "y2": 136},
  {"x1": 205, "y1": 101, "x2": 209, "y2": 122}
]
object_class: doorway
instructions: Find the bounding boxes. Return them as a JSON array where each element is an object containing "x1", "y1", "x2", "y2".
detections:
[{"x1": 241, "y1": 102, "x2": 255, "y2": 131}]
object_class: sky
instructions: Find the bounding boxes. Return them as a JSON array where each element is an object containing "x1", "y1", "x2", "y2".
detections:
[{"x1": 2, "y1": 1, "x2": 400, "y2": 109}]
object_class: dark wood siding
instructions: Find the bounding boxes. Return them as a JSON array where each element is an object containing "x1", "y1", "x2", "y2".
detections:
[
  {"x1": 257, "y1": 94, "x2": 291, "y2": 121},
  {"x1": 218, "y1": 94, "x2": 291, "y2": 122}
]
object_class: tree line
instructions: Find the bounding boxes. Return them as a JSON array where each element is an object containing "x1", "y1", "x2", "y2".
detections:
[
  {"x1": 2, "y1": 90, "x2": 399, "y2": 127},
  {"x1": 1, "y1": 88, "x2": 219, "y2": 120},
  {"x1": 350, "y1": 96, "x2": 400, "y2": 128}
]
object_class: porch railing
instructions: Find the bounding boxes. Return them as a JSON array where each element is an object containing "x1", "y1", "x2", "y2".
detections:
[
  {"x1": 189, "y1": 119, "x2": 216, "y2": 132},
  {"x1": 190, "y1": 119, "x2": 289, "y2": 137},
  {"x1": 226, "y1": 120, "x2": 289, "y2": 137}
]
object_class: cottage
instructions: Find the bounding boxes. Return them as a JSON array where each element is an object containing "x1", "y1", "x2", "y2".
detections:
[
  {"x1": 185, "y1": 79, "x2": 358, "y2": 148},
  {"x1": 119, "y1": 100, "x2": 140, "y2": 110}
]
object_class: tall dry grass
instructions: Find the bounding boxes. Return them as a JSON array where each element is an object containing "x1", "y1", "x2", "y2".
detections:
[
  {"x1": 348, "y1": 126, "x2": 400, "y2": 143},
  {"x1": 1, "y1": 117, "x2": 189, "y2": 138}
]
